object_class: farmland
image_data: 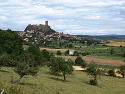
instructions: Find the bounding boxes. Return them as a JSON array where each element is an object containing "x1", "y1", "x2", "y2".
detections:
[
  {"x1": 40, "y1": 40, "x2": 125, "y2": 66},
  {"x1": 61, "y1": 56, "x2": 125, "y2": 66},
  {"x1": 106, "y1": 40, "x2": 125, "y2": 46}
]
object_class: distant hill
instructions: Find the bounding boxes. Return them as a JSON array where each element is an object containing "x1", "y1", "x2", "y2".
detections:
[{"x1": 76, "y1": 35, "x2": 125, "y2": 40}]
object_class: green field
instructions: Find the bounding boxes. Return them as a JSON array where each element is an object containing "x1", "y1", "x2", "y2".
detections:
[
  {"x1": 0, "y1": 67, "x2": 125, "y2": 94},
  {"x1": 40, "y1": 44, "x2": 125, "y2": 61}
]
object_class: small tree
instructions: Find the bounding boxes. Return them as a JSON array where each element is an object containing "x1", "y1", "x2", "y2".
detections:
[
  {"x1": 75, "y1": 56, "x2": 86, "y2": 68},
  {"x1": 56, "y1": 50, "x2": 62, "y2": 55},
  {"x1": 65, "y1": 50, "x2": 69, "y2": 55},
  {"x1": 49, "y1": 57, "x2": 74, "y2": 81},
  {"x1": 41, "y1": 49, "x2": 51, "y2": 61},
  {"x1": 27, "y1": 44, "x2": 43, "y2": 66},
  {"x1": 14, "y1": 61, "x2": 38, "y2": 83},
  {"x1": 110, "y1": 48, "x2": 114, "y2": 55},
  {"x1": 73, "y1": 51, "x2": 79, "y2": 56},
  {"x1": 117, "y1": 65, "x2": 125, "y2": 78},
  {"x1": 13, "y1": 52, "x2": 38, "y2": 84},
  {"x1": 61, "y1": 59, "x2": 74, "y2": 81},
  {"x1": 86, "y1": 63, "x2": 103, "y2": 86},
  {"x1": 68, "y1": 44, "x2": 73, "y2": 48}
]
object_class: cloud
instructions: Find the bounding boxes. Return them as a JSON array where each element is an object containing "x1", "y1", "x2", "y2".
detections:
[
  {"x1": 0, "y1": 16, "x2": 7, "y2": 20},
  {"x1": 1, "y1": 0, "x2": 125, "y2": 35}
]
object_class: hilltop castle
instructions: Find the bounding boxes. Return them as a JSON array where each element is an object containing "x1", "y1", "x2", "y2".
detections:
[{"x1": 24, "y1": 21, "x2": 51, "y2": 33}]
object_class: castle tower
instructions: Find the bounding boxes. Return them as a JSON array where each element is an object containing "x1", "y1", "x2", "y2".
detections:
[{"x1": 45, "y1": 21, "x2": 48, "y2": 26}]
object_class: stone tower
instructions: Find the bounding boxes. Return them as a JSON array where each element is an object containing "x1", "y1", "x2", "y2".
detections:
[{"x1": 45, "y1": 21, "x2": 48, "y2": 26}]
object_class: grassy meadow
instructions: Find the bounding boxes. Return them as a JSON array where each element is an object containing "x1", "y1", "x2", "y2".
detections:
[{"x1": 0, "y1": 67, "x2": 125, "y2": 94}]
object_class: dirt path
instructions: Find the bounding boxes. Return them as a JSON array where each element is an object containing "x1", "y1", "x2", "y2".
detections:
[
  {"x1": 73, "y1": 66, "x2": 85, "y2": 70},
  {"x1": 62, "y1": 56, "x2": 125, "y2": 66},
  {"x1": 40, "y1": 47, "x2": 75, "y2": 52}
]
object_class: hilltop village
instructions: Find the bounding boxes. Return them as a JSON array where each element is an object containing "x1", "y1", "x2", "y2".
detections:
[{"x1": 18, "y1": 21, "x2": 78, "y2": 45}]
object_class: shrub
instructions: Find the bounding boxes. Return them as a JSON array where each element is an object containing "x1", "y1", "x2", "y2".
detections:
[
  {"x1": 73, "y1": 51, "x2": 79, "y2": 56},
  {"x1": 75, "y1": 56, "x2": 86, "y2": 68},
  {"x1": 89, "y1": 79, "x2": 97, "y2": 85},
  {"x1": 108, "y1": 69, "x2": 116, "y2": 77},
  {"x1": 56, "y1": 50, "x2": 62, "y2": 55},
  {"x1": 0, "y1": 81, "x2": 24, "y2": 94},
  {"x1": 81, "y1": 52, "x2": 90, "y2": 56},
  {"x1": 65, "y1": 50, "x2": 69, "y2": 55}
]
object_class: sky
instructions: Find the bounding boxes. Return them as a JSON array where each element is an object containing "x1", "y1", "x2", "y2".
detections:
[{"x1": 0, "y1": 0, "x2": 125, "y2": 35}]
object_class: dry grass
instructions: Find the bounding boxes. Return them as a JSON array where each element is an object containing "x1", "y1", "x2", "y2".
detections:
[
  {"x1": 106, "y1": 40, "x2": 125, "y2": 46},
  {"x1": 73, "y1": 66, "x2": 85, "y2": 70},
  {"x1": 61, "y1": 56, "x2": 125, "y2": 66}
]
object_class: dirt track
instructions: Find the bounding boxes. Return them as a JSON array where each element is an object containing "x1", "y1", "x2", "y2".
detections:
[
  {"x1": 62, "y1": 56, "x2": 125, "y2": 66},
  {"x1": 40, "y1": 48, "x2": 75, "y2": 52}
]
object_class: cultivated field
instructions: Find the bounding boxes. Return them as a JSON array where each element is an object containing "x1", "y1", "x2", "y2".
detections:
[
  {"x1": 106, "y1": 40, "x2": 125, "y2": 46},
  {"x1": 62, "y1": 56, "x2": 125, "y2": 66},
  {"x1": 0, "y1": 67, "x2": 125, "y2": 94},
  {"x1": 40, "y1": 46, "x2": 125, "y2": 66}
]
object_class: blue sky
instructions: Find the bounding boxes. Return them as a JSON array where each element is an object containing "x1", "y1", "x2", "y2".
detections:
[{"x1": 0, "y1": 0, "x2": 125, "y2": 35}]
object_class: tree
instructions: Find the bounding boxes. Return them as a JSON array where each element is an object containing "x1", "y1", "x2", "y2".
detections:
[
  {"x1": 49, "y1": 57, "x2": 74, "y2": 81},
  {"x1": 75, "y1": 56, "x2": 86, "y2": 68},
  {"x1": 110, "y1": 48, "x2": 114, "y2": 55},
  {"x1": 13, "y1": 52, "x2": 38, "y2": 84},
  {"x1": 0, "y1": 53, "x2": 16, "y2": 67},
  {"x1": 0, "y1": 29, "x2": 23, "y2": 55},
  {"x1": 86, "y1": 63, "x2": 103, "y2": 85},
  {"x1": 27, "y1": 44, "x2": 43, "y2": 66},
  {"x1": 117, "y1": 65, "x2": 125, "y2": 78},
  {"x1": 68, "y1": 44, "x2": 73, "y2": 48},
  {"x1": 56, "y1": 50, "x2": 62, "y2": 55},
  {"x1": 65, "y1": 50, "x2": 69, "y2": 55},
  {"x1": 73, "y1": 51, "x2": 79, "y2": 56},
  {"x1": 41, "y1": 49, "x2": 51, "y2": 61},
  {"x1": 61, "y1": 59, "x2": 74, "y2": 81},
  {"x1": 59, "y1": 42, "x2": 62, "y2": 48}
]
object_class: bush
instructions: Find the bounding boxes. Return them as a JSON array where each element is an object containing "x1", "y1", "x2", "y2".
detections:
[
  {"x1": 102, "y1": 44, "x2": 108, "y2": 46},
  {"x1": 73, "y1": 51, "x2": 79, "y2": 56},
  {"x1": 65, "y1": 50, "x2": 69, "y2": 55},
  {"x1": 0, "y1": 81, "x2": 24, "y2": 94},
  {"x1": 75, "y1": 56, "x2": 86, "y2": 68},
  {"x1": 56, "y1": 50, "x2": 62, "y2": 55},
  {"x1": 108, "y1": 69, "x2": 116, "y2": 77},
  {"x1": 89, "y1": 79, "x2": 97, "y2": 85},
  {"x1": 81, "y1": 52, "x2": 90, "y2": 56}
]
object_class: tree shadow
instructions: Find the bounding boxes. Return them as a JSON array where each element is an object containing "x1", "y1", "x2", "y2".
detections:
[
  {"x1": 0, "y1": 69, "x2": 10, "y2": 73},
  {"x1": 82, "y1": 80, "x2": 90, "y2": 85},
  {"x1": 82, "y1": 80, "x2": 102, "y2": 88},
  {"x1": 47, "y1": 77, "x2": 69, "y2": 82},
  {"x1": 18, "y1": 82, "x2": 36, "y2": 86},
  {"x1": 45, "y1": 71, "x2": 62, "y2": 76}
]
